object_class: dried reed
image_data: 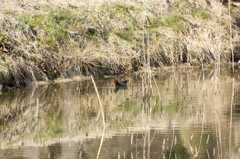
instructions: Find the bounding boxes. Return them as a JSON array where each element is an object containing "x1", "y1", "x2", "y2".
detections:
[
  {"x1": 229, "y1": 78, "x2": 235, "y2": 159},
  {"x1": 91, "y1": 75, "x2": 105, "y2": 159},
  {"x1": 0, "y1": 0, "x2": 239, "y2": 88}
]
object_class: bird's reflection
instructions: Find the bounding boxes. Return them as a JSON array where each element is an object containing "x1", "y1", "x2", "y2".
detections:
[{"x1": 113, "y1": 86, "x2": 127, "y2": 93}]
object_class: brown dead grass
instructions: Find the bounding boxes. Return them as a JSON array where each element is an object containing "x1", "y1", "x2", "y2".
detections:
[{"x1": 0, "y1": 0, "x2": 239, "y2": 89}]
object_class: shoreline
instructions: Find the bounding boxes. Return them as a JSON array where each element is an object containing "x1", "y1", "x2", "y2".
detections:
[{"x1": 0, "y1": 62, "x2": 237, "y2": 93}]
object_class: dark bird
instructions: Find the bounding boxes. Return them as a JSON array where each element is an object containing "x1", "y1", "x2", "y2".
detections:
[{"x1": 113, "y1": 80, "x2": 129, "y2": 87}]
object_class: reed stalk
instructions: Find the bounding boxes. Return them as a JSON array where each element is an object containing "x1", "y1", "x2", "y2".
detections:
[
  {"x1": 90, "y1": 75, "x2": 105, "y2": 159},
  {"x1": 193, "y1": 101, "x2": 205, "y2": 158},
  {"x1": 228, "y1": 0, "x2": 234, "y2": 72},
  {"x1": 215, "y1": 112, "x2": 222, "y2": 159},
  {"x1": 34, "y1": 98, "x2": 39, "y2": 138},
  {"x1": 229, "y1": 78, "x2": 234, "y2": 159},
  {"x1": 217, "y1": 10, "x2": 222, "y2": 76},
  {"x1": 168, "y1": 104, "x2": 182, "y2": 159},
  {"x1": 206, "y1": 149, "x2": 210, "y2": 159}
]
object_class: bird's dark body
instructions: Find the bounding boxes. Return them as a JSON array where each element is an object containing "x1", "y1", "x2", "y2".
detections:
[{"x1": 113, "y1": 80, "x2": 129, "y2": 86}]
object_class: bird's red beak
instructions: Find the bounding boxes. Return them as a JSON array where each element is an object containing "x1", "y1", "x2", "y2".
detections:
[{"x1": 112, "y1": 80, "x2": 115, "y2": 83}]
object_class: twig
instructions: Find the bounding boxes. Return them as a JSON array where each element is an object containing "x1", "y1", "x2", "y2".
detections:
[
  {"x1": 91, "y1": 75, "x2": 105, "y2": 159},
  {"x1": 229, "y1": 78, "x2": 234, "y2": 159},
  {"x1": 229, "y1": 0, "x2": 234, "y2": 72},
  {"x1": 168, "y1": 105, "x2": 182, "y2": 159}
]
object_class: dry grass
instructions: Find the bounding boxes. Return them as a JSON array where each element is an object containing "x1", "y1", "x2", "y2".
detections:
[{"x1": 0, "y1": 0, "x2": 239, "y2": 88}]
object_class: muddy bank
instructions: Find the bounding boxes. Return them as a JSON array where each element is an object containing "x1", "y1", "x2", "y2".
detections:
[{"x1": 0, "y1": 0, "x2": 239, "y2": 90}]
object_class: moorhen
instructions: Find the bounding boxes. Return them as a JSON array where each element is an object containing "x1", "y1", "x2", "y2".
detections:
[{"x1": 113, "y1": 80, "x2": 129, "y2": 86}]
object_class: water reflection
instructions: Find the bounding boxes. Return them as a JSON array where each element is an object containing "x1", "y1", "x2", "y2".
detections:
[{"x1": 0, "y1": 68, "x2": 240, "y2": 159}]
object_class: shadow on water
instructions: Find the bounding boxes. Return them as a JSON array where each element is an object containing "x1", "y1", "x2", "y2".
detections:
[{"x1": 0, "y1": 68, "x2": 240, "y2": 158}]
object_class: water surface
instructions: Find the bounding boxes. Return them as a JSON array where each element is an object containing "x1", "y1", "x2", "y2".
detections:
[{"x1": 0, "y1": 68, "x2": 240, "y2": 159}]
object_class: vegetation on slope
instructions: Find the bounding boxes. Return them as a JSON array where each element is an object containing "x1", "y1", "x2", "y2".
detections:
[{"x1": 0, "y1": 0, "x2": 239, "y2": 89}]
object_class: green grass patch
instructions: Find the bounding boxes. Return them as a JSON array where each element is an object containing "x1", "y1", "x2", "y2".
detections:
[
  {"x1": 112, "y1": 2, "x2": 135, "y2": 14},
  {"x1": 105, "y1": 2, "x2": 141, "y2": 19},
  {"x1": 132, "y1": 21, "x2": 139, "y2": 28},
  {"x1": 149, "y1": 19, "x2": 165, "y2": 28},
  {"x1": 227, "y1": 8, "x2": 232, "y2": 16},
  {"x1": 114, "y1": 42, "x2": 120, "y2": 46},
  {"x1": 150, "y1": 29, "x2": 164, "y2": 38},
  {"x1": 161, "y1": 14, "x2": 183, "y2": 31},
  {"x1": 19, "y1": 9, "x2": 72, "y2": 47},
  {"x1": 19, "y1": 6, "x2": 96, "y2": 48},
  {"x1": 174, "y1": 0, "x2": 187, "y2": 6},
  {"x1": 0, "y1": 33, "x2": 11, "y2": 49},
  {"x1": 113, "y1": 25, "x2": 134, "y2": 42},
  {"x1": 179, "y1": 0, "x2": 187, "y2": 3},
  {"x1": 68, "y1": 3, "x2": 79, "y2": 10},
  {"x1": 165, "y1": 14, "x2": 181, "y2": 26},
  {"x1": 192, "y1": 9, "x2": 210, "y2": 19},
  {"x1": 4, "y1": 11, "x2": 14, "y2": 16},
  {"x1": 190, "y1": 51, "x2": 196, "y2": 58}
]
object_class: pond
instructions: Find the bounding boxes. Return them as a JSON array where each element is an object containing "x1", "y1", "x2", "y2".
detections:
[{"x1": 0, "y1": 67, "x2": 240, "y2": 159}]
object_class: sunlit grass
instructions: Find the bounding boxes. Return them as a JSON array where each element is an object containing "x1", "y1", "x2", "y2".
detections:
[
  {"x1": 0, "y1": 0, "x2": 238, "y2": 88},
  {"x1": 19, "y1": 7, "x2": 82, "y2": 48},
  {"x1": 164, "y1": 14, "x2": 183, "y2": 31},
  {"x1": 113, "y1": 26, "x2": 134, "y2": 42},
  {"x1": 192, "y1": 9, "x2": 210, "y2": 19}
]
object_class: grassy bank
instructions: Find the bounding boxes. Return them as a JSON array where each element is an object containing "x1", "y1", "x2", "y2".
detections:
[{"x1": 0, "y1": 0, "x2": 239, "y2": 89}]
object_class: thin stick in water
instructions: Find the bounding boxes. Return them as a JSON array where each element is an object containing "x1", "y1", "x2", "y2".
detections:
[{"x1": 91, "y1": 75, "x2": 106, "y2": 159}]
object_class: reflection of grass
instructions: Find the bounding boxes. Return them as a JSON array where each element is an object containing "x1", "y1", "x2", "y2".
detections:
[
  {"x1": 7, "y1": 141, "x2": 14, "y2": 145},
  {"x1": 113, "y1": 99, "x2": 139, "y2": 115},
  {"x1": 112, "y1": 119, "x2": 131, "y2": 131},
  {"x1": 164, "y1": 137, "x2": 191, "y2": 158},
  {"x1": 39, "y1": 109, "x2": 65, "y2": 138},
  {"x1": 164, "y1": 104, "x2": 177, "y2": 116},
  {"x1": 87, "y1": 111, "x2": 97, "y2": 118},
  {"x1": 152, "y1": 99, "x2": 161, "y2": 111},
  {"x1": 111, "y1": 99, "x2": 141, "y2": 129}
]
